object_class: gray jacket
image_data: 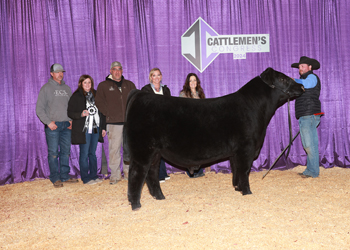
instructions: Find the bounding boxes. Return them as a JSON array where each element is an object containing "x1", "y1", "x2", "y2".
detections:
[{"x1": 36, "y1": 77, "x2": 72, "y2": 125}]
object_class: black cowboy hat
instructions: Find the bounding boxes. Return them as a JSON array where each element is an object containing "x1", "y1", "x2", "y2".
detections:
[{"x1": 291, "y1": 56, "x2": 320, "y2": 70}]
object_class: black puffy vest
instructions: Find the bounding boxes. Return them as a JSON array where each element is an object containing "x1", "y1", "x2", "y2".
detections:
[{"x1": 295, "y1": 71, "x2": 321, "y2": 119}]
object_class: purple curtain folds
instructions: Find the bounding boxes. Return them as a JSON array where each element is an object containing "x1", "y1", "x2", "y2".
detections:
[{"x1": 1, "y1": 0, "x2": 349, "y2": 185}]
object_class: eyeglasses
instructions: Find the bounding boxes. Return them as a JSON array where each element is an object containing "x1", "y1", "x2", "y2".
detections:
[{"x1": 111, "y1": 67, "x2": 122, "y2": 71}]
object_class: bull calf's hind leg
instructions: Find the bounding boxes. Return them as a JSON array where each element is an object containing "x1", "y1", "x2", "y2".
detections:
[
  {"x1": 128, "y1": 161, "x2": 148, "y2": 211},
  {"x1": 145, "y1": 161, "x2": 165, "y2": 200},
  {"x1": 229, "y1": 156, "x2": 252, "y2": 195}
]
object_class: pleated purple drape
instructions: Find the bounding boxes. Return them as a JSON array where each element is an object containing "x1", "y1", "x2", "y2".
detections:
[{"x1": 1, "y1": 0, "x2": 349, "y2": 185}]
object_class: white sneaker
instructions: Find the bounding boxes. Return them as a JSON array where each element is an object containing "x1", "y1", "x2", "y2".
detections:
[
  {"x1": 86, "y1": 180, "x2": 97, "y2": 185},
  {"x1": 109, "y1": 179, "x2": 120, "y2": 185},
  {"x1": 94, "y1": 178, "x2": 103, "y2": 183}
]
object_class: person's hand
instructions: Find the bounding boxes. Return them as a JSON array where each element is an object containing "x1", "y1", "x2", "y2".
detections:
[
  {"x1": 102, "y1": 130, "x2": 106, "y2": 137},
  {"x1": 48, "y1": 121, "x2": 57, "y2": 130},
  {"x1": 68, "y1": 120, "x2": 72, "y2": 130},
  {"x1": 81, "y1": 110, "x2": 89, "y2": 117}
]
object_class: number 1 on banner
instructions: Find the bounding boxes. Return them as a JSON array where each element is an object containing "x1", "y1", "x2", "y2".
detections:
[{"x1": 233, "y1": 53, "x2": 246, "y2": 60}]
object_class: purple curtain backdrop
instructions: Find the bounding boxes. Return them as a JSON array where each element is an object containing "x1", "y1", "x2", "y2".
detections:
[{"x1": 1, "y1": 0, "x2": 349, "y2": 185}]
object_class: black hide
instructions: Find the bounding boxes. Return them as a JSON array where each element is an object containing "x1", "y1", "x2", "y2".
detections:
[{"x1": 124, "y1": 67, "x2": 304, "y2": 210}]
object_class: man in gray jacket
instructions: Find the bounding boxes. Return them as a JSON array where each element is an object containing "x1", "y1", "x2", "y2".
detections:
[{"x1": 36, "y1": 63, "x2": 78, "y2": 188}]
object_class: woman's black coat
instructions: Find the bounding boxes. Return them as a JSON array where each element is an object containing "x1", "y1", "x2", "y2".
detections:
[
  {"x1": 141, "y1": 84, "x2": 171, "y2": 96},
  {"x1": 67, "y1": 88, "x2": 106, "y2": 145}
]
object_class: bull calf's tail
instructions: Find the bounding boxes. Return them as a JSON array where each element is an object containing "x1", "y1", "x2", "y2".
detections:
[
  {"x1": 123, "y1": 126, "x2": 130, "y2": 163},
  {"x1": 123, "y1": 89, "x2": 139, "y2": 163}
]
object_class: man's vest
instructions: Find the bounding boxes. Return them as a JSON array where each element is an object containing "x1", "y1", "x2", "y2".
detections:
[{"x1": 295, "y1": 71, "x2": 321, "y2": 119}]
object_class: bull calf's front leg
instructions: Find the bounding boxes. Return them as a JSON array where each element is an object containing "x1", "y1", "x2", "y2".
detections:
[
  {"x1": 233, "y1": 172, "x2": 252, "y2": 195},
  {"x1": 230, "y1": 156, "x2": 252, "y2": 195},
  {"x1": 238, "y1": 173, "x2": 252, "y2": 195}
]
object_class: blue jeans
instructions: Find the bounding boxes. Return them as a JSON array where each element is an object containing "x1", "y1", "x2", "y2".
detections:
[
  {"x1": 79, "y1": 128, "x2": 99, "y2": 184},
  {"x1": 299, "y1": 115, "x2": 321, "y2": 177},
  {"x1": 186, "y1": 168, "x2": 203, "y2": 177},
  {"x1": 45, "y1": 121, "x2": 72, "y2": 183},
  {"x1": 159, "y1": 158, "x2": 168, "y2": 179}
]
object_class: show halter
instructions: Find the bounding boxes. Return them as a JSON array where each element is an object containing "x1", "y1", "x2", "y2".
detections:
[{"x1": 260, "y1": 76, "x2": 300, "y2": 179}]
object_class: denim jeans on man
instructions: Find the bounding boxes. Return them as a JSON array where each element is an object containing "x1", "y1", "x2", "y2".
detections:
[
  {"x1": 79, "y1": 127, "x2": 99, "y2": 184},
  {"x1": 45, "y1": 121, "x2": 72, "y2": 183},
  {"x1": 299, "y1": 115, "x2": 321, "y2": 177}
]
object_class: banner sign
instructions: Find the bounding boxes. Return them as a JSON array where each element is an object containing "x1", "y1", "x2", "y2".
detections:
[{"x1": 181, "y1": 17, "x2": 270, "y2": 72}]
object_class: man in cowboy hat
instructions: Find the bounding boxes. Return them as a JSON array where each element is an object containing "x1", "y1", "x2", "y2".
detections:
[{"x1": 291, "y1": 56, "x2": 323, "y2": 178}]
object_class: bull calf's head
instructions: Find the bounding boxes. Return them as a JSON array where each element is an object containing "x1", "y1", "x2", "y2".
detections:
[{"x1": 260, "y1": 67, "x2": 304, "y2": 99}]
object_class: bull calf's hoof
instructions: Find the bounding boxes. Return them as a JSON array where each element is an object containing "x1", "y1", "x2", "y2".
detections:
[
  {"x1": 131, "y1": 202, "x2": 141, "y2": 211},
  {"x1": 235, "y1": 185, "x2": 252, "y2": 195},
  {"x1": 155, "y1": 194, "x2": 165, "y2": 200},
  {"x1": 152, "y1": 195, "x2": 165, "y2": 200},
  {"x1": 242, "y1": 190, "x2": 252, "y2": 195},
  {"x1": 155, "y1": 195, "x2": 165, "y2": 200}
]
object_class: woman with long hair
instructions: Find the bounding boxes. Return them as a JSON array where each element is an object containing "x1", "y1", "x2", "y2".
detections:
[
  {"x1": 68, "y1": 75, "x2": 106, "y2": 185},
  {"x1": 179, "y1": 73, "x2": 208, "y2": 178},
  {"x1": 179, "y1": 73, "x2": 205, "y2": 99}
]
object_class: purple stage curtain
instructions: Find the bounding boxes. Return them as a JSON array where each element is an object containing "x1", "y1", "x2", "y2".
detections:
[{"x1": 1, "y1": 0, "x2": 350, "y2": 185}]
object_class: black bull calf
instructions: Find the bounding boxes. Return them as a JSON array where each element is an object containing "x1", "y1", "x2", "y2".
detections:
[{"x1": 124, "y1": 68, "x2": 304, "y2": 210}]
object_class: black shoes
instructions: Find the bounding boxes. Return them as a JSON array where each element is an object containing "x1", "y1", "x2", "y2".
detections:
[{"x1": 192, "y1": 172, "x2": 205, "y2": 178}]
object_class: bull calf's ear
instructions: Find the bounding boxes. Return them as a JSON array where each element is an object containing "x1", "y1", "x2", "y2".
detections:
[{"x1": 260, "y1": 67, "x2": 275, "y2": 88}]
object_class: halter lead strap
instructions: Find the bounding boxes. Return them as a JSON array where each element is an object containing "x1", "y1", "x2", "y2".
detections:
[{"x1": 260, "y1": 77, "x2": 295, "y2": 178}]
